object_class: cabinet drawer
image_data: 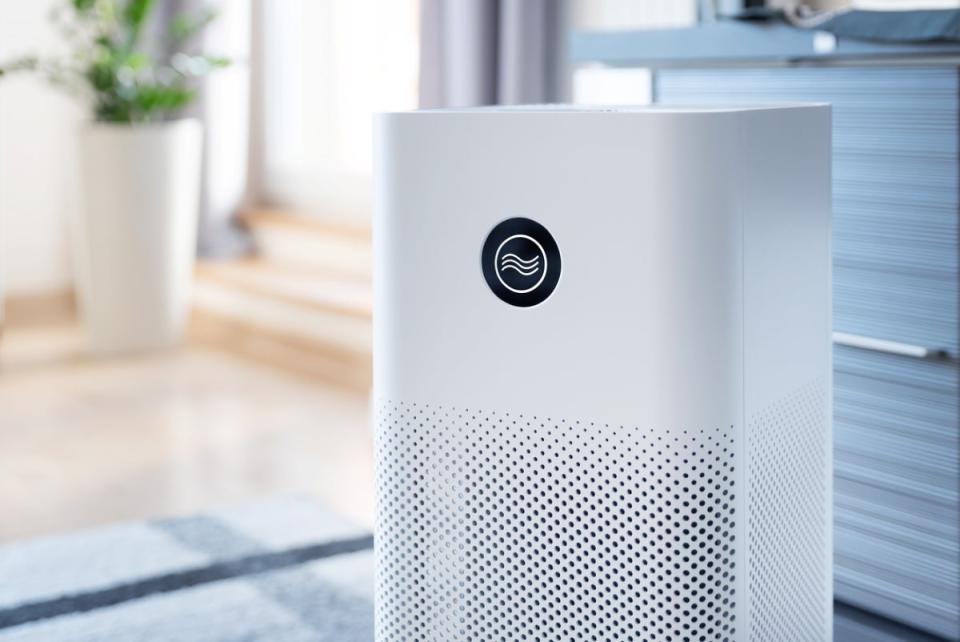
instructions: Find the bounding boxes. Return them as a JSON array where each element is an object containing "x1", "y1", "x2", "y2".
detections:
[
  {"x1": 833, "y1": 346, "x2": 960, "y2": 638},
  {"x1": 835, "y1": 268, "x2": 958, "y2": 354},
  {"x1": 833, "y1": 200, "x2": 957, "y2": 276},
  {"x1": 833, "y1": 346, "x2": 960, "y2": 510},
  {"x1": 836, "y1": 526, "x2": 959, "y2": 639},
  {"x1": 836, "y1": 486, "x2": 958, "y2": 547},
  {"x1": 834, "y1": 345, "x2": 957, "y2": 392}
]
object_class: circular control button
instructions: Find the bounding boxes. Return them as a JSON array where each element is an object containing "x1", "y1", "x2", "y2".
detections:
[{"x1": 481, "y1": 218, "x2": 561, "y2": 307}]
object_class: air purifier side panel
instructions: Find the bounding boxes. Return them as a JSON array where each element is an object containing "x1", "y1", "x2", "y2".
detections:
[{"x1": 740, "y1": 106, "x2": 833, "y2": 641}]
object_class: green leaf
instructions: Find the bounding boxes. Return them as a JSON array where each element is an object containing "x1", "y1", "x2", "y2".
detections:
[
  {"x1": 5, "y1": 0, "x2": 226, "y2": 121},
  {"x1": 170, "y1": 8, "x2": 217, "y2": 45},
  {"x1": 170, "y1": 53, "x2": 230, "y2": 77},
  {"x1": 131, "y1": 83, "x2": 195, "y2": 121},
  {"x1": 125, "y1": 51, "x2": 148, "y2": 70},
  {"x1": 123, "y1": 0, "x2": 154, "y2": 46},
  {"x1": 205, "y1": 55, "x2": 230, "y2": 69},
  {"x1": 73, "y1": 0, "x2": 97, "y2": 12}
]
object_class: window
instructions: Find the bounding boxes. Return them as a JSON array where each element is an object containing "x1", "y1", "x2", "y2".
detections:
[
  {"x1": 570, "y1": 0, "x2": 695, "y2": 106},
  {"x1": 257, "y1": 0, "x2": 420, "y2": 224}
]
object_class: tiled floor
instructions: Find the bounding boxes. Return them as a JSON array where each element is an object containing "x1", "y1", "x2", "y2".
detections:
[{"x1": 0, "y1": 322, "x2": 374, "y2": 543}]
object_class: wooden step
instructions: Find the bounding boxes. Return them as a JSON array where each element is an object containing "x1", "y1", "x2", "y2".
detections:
[
  {"x1": 190, "y1": 259, "x2": 371, "y2": 390},
  {"x1": 240, "y1": 209, "x2": 372, "y2": 278},
  {"x1": 195, "y1": 260, "x2": 371, "y2": 319}
]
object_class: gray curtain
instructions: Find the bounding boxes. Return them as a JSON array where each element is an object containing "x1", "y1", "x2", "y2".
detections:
[
  {"x1": 419, "y1": 0, "x2": 569, "y2": 108},
  {"x1": 160, "y1": 0, "x2": 253, "y2": 258}
]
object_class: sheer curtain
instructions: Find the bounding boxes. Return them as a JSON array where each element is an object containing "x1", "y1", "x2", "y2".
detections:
[
  {"x1": 251, "y1": 0, "x2": 569, "y2": 225},
  {"x1": 255, "y1": 0, "x2": 420, "y2": 226},
  {"x1": 419, "y1": 0, "x2": 569, "y2": 108},
  {"x1": 161, "y1": 0, "x2": 253, "y2": 257}
]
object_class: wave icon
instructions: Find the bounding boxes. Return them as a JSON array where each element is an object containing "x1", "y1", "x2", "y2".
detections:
[{"x1": 499, "y1": 252, "x2": 540, "y2": 276}]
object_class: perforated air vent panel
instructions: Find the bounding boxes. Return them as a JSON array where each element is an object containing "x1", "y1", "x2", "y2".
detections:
[
  {"x1": 748, "y1": 379, "x2": 829, "y2": 641},
  {"x1": 375, "y1": 402, "x2": 738, "y2": 641}
]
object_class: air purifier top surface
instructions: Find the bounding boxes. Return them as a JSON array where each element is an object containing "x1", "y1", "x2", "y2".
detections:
[{"x1": 401, "y1": 102, "x2": 829, "y2": 114}]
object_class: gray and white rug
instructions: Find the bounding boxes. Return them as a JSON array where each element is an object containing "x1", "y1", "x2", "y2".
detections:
[
  {"x1": 0, "y1": 496, "x2": 941, "y2": 641},
  {"x1": 0, "y1": 496, "x2": 374, "y2": 641}
]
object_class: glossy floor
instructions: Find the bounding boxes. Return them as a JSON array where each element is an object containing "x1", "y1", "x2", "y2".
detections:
[{"x1": 0, "y1": 322, "x2": 373, "y2": 543}]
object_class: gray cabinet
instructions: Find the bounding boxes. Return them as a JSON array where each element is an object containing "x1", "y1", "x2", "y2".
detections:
[{"x1": 655, "y1": 66, "x2": 960, "y2": 640}]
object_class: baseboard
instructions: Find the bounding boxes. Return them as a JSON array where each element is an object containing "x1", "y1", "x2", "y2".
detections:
[
  {"x1": 189, "y1": 308, "x2": 372, "y2": 391},
  {"x1": 239, "y1": 209, "x2": 372, "y2": 278},
  {"x1": 239, "y1": 208, "x2": 371, "y2": 240},
  {"x1": 2, "y1": 290, "x2": 76, "y2": 327}
]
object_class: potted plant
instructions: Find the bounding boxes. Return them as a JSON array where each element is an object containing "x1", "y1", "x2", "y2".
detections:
[{"x1": 0, "y1": 0, "x2": 227, "y2": 354}]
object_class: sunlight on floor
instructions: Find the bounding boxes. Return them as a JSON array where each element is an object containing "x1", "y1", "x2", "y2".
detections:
[{"x1": 0, "y1": 323, "x2": 374, "y2": 543}]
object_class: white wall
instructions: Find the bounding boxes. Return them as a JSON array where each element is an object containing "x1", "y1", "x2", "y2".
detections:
[
  {"x1": 0, "y1": 0, "x2": 80, "y2": 297},
  {"x1": 258, "y1": 0, "x2": 420, "y2": 225},
  {"x1": 570, "y1": 0, "x2": 696, "y2": 107},
  {"x1": 571, "y1": 0, "x2": 696, "y2": 31},
  {"x1": 852, "y1": 1, "x2": 960, "y2": 6}
]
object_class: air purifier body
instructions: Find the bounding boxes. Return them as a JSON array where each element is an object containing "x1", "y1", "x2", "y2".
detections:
[{"x1": 374, "y1": 105, "x2": 832, "y2": 641}]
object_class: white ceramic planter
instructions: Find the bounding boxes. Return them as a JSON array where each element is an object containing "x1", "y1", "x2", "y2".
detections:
[{"x1": 75, "y1": 119, "x2": 202, "y2": 354}]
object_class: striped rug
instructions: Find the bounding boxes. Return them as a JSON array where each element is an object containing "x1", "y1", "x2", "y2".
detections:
[
  {"x1": 0, "y1": 496, "x2": 939, "y2": 641},
  {"x1": 0, "y1": 496, "x2": 373, "y2": 641}
]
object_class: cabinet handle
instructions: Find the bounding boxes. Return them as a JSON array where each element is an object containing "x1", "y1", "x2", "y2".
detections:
[{"x1": 832, "y1": 332, "x2": 948, "y2": 360}]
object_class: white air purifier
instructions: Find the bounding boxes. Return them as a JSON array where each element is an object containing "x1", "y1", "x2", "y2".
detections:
[{"x1": 373, "y1": 105, "x2": 832, "y2": 641}]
